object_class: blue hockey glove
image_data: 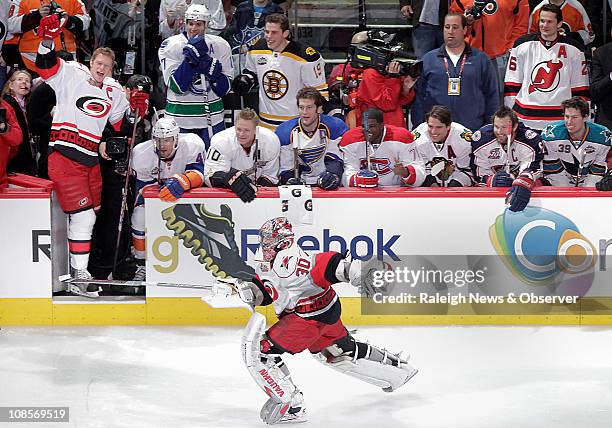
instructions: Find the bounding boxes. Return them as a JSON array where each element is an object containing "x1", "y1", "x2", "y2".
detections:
[
  {"x1": 318, "y1": 171, "x2": 340, "y2": 190},
  {"x1": 506, "y1": 172, "x2": 535, "y2": 212},
  {"x1": 491, "y1": 170, "x2": 514, "y2": 187}
]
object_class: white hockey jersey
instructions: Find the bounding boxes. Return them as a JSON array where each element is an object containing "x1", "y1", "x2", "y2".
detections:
[
  {"x1": 243, "y1": 38, "x2": 328, "y2": 130},
  {"x1": 471, "y1": 123, "x2": 543, "y2": 182},
  {"x1": 412, "y1": 122, "x2": 474, "y2": 187},
  {"x1": 541, "y1": 120, "x2": 611, "y2": 187},
  {"x1": 203, "y1": 126, "x2": 280, "y2": 184},
  {"x1": 159, "y1": 32, "x2": 233, "y2": 130},
  {"x1": 38, "y1": 54, "x2": 129, "y2": 166},
  {"x1": 275, "y1": 114, "x2": 348, "y2": 185},
  {"x1": 504, "y1": 34, "x2": 589, "y2": 130},
  {"x1": 339, "y1": 125, "x2": 425, "y2": 187}
]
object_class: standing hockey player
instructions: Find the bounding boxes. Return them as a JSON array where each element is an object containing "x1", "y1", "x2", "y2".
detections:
[
  {"x1": 541, "y1": 97, "x2": 611, "y2": 187},
  {"x1": 35, "y1": 14, "x2": 149, "y2": 296},
  {"x1": 412, "y1": 105, "x2": 474, "y2": 187},
  {"x1": 275, "y1": 87, "x2": 347, "y2": 188},
  {"x1": 130, "y1": 117, "x2": 206, "y2": 280},
  {"x1": 233, "y1": 217, "x2": 418, "y2": 424},
  {"x1": 204, "y1": 108, "x2": 280, "y2": 202},
  {"x1": 472, "y1": 106, "x2": 543, "y2": 212},
  {"x1": 340, "y1": 108, "x2": 425, "y2": 187},
  {"x1": 232, "y1": 13, "x2": 328, "y2": 130},
  {"x1": 504, "y1": 3, "x2": 590, "y2": 130},
  {"x1": 158, "y1": 3, "x2": 233, "y2": 148}
]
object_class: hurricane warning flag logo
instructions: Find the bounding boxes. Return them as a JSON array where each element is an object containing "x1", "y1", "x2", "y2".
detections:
[{"x1": 490, "y1": 206, "x2": 596, "y2": 286}]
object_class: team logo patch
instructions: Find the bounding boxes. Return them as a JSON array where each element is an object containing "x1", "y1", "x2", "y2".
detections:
[
  {"x1": 305, "y1": 47, "x2": 315, "y2": 56},
  {"x1": 471, "y1": 130, "x2": 481, "y2": 142},
  {"x1": 488, "y1": 148, "x2": 501, "y2": 159},
  {"x1": 257, "y1": 56, "x2": 268, "y2": 65},
  {"x1": 78, "y1": 197, "x2": 89, "y2": 207},
  {"x1": 528, "y1": 60, "x2": 563, "y2": 94},
  {"x1": 76, "y1": 96, "x2": 112, "y2": 118},
  {"x1": 480, "y1": 0, "x2": 499, "y2": 15},
  {"x1": 263, "y1": 70, "x2": 288, "y2": 100},
  {"x1": 525, "y1": 129, "x2": 537, "y2": 139},
  {"x1": 461, "y1": 129, "x2": 473, "y2": 141},
  {"x1": 412, "y1": 131, "x2": 421, "y2": 140}
]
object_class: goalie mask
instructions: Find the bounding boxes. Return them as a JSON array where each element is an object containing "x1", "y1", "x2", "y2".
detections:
[
  {"x1": 259, "y1": 217, "x2": 295, "y2": 262},
  {"x1": 152, "y1": 117, "x2": 180, "y2": 160}
]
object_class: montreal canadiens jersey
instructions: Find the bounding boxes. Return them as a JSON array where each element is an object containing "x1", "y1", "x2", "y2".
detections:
[
  {"x1": 471, "y1": 123, "x2": 543, "y2": 181},
  {"x1": 159, "y1": 32, "x2": 233, "y2": 130},
  {"x1": 275, "y1": 114, "x2": 347, "y2": 185},
  {"x1": 203, "y1": 126, "x2": 281, "y2": 184},
  {"x1": 255, "y1": 244, "x2": 339, "y2": 319},
  {"x1": 243, "y1": 38, "x2": 328, "y2": 130},
  {"x1": 339, "y1": 125, "x2": 425, "y2": 187},
  {"x1": 504, "y1": 34, "x2": 589, "y2": 130},
  {"x1": 41, "y1": 58, "x2": 129, "y2": 167},
  {"x1": 541, "y1": 121, "x2": 611, "y2": 187},
  {"x1": 412, "y1": 122, "x2": 474, "y2": 187},
  {"x1": 529, "y1": 0, "x2": 595, "y2": 46}
]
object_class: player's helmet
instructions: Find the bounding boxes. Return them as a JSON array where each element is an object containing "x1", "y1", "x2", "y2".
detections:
[
  {"x1": 259, "y1": 217, "x2": 295, "y2": 262},
  {"x1": 185, "y1": 4, "x2": 211, "y2": 22},
  {"x1": 125, "y1": 74, "x2": 153, "y2": 94},
  {"x1": 152, "y1": 117, "x2": 180, "y2": 160}
]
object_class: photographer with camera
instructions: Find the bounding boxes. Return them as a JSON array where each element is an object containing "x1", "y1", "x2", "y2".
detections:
[
  {"x1": 15, "y1": 0, "x2": 90, "y2": 72},
  {"x1": 449, "y1": 0, "x2": 529, "y2": 95}
]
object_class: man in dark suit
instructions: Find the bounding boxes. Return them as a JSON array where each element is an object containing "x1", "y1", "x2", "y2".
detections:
[
  {"x1": 400, "y1": 0, "x2": 448, "y2": 59},
  {"x1": 592, "y1": 39, "x2": 612, "y2": 131}
]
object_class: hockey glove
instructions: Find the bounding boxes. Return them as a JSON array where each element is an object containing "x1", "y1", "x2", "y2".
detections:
[
  {"x1": 197, "y1": 57, "x2": 223, "y2": 80},
  {"x1": 352, "y1": 169, "x2": 379, "y2": 188},
  {"x1": 159, "y1": 171, "x2": 203, "y2": 202},
  {"x1": 318, "y1": 171, "x2": 340, "y2": 190},
  {"x1": 286, "y1": 177, "x2": 306, "y2": 185},
  {"x1": 232, "y1": 73, "x2": 254, "y2": 95},
  {"x1": 182, "y1": 35, "x2": 209, "y2": 65},
  {"x1": 37, "y1": 14, "x2": 63, "y2": 41},
  {"x1": 490, "y1": 170, "x2": 514, "y2": 187},
  {"x1": 596, "y1": 170, "x2": 612, "y2": 191},
  {"x1": 129, "y1": 89, "x2": 149, "y2": 121},
  {"x1": 226, "y1": 170, "x2": 257, "y2": 203},
  {"x1": 506, "y1": 172, "x2": 534, "y2": 212}
]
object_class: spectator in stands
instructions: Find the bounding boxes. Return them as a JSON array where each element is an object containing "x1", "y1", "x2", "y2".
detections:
[
  {"x1": 0, "y1": 93, "x2": 23, "y2": 188},
  {"x1": 528, "y1": 0, "x2": 595, "y2": 46},
  {"x1": 449, "y1": 0, "x2": 529, "y2": 96},
  {"x1": 592, "y1": 31, "x2": 612, "y2": 131},
  {"x1": 412, "y1": 13, "x2": 499, "y2": 132},
  {"x1": 2, "y1": 70, "x2": 34, "y2": 176},
  {"x1": 399, "y1": 0, "x2": 448, "y2": 59},
  {"x1": 160, "y1": 0, "x2": 227, "y2": 38}
]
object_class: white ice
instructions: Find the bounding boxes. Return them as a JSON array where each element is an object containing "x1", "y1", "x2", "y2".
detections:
[{"x1": 1, "y1": 325, "x2": 611, "y2": 428}]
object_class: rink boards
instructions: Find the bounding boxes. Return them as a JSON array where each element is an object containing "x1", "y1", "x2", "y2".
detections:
[{"x1": 2, "y1": 178, "x2": 612, "y2": 326}]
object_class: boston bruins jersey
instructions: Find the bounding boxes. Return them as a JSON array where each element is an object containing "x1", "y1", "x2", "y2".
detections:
[
  {"x1": 159, "y1": 32, "x2": 233, "y2": 130},
  {"x1": 504, "y1": 34, "x2": 589, "y2": 130},
  {"x1": 340, "y1": 125, "x2": 425, "y2": 187},
  {"x1": 471, "y1": 123, "x2": 543, "y2": 182},
  {"x1": 412, "y1": 122, "x2": 474, "y2": 187},
  {"x1": 275, "y1": 114, "x2": 347, "y2": 185},
  {"x1": 204, "y1": 126, "x2": 280, "y2": 185},
  {"x1": 243, "y1": 38, "x2": 328, "y2": 130},
  {"x1": 541, "y1": 121, "x2": 611, "y2": 187}
]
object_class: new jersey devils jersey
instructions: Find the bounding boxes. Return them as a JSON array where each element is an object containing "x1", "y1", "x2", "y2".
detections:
[
  {"x1": 541, "y1": 121, "x2": 611, "y2": 187},
  {"x1": 204, "y1": 126, "x2": 280, "y2": 185},
  {"x1": 412, "y1": 122, "x2": 474, "y2": 187},
  {"x1": 243, "y1": 39, "x2": 328, "y2": 130},
  {"x1": 275, "y1": 114, "x2": 347, "y2": 185},
  {"x1": 340, "y1": 125, "x2": 425, "y2": 187},
  {"x1": 504, "y1": 34, "x2": 589, "y2": 130},
  {"x1": 471, "y1": 123, "x2": 543, "y2": 181}
]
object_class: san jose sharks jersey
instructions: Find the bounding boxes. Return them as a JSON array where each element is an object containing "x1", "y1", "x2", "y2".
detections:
[
  {"x1": 204, "y1": 125, "x2": 280, "y2": 185},
  {"x1": 412, "y1": 122, "x2": 475, "y2": 187},
  {"x1": 275, "y1": 114, "x2": 347, "y2": 185},
  {"x1": 504, "y1": 34, "x2": 589, "y2": 130},
  {"x1": 471, "y1": 123, "x2": 543, "y2": 181},
  {"x1": 339, "y1": 125, "x2": 425, "y2": 187},
  {"x1": 541, "y1": 121, "x2": 611, "y2": 187}
]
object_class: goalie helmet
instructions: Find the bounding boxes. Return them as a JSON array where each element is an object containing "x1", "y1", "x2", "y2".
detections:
[
  {"x1": 259, "y1": 217, "x2": 295, "y2": 262},
  {"x1": 152, "y1": 117, "x2": 180, "y2": 160},
  {"x1": 185, "y1": 4, "x2": 211, "y2": 22}
]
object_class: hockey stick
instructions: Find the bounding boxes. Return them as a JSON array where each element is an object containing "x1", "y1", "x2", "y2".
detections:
[
  {"x1": 291, "y1": 127, "x2": 301, "y2": 182},
  {"x1": 575, "y1": 145, "x2": 587, "y2": 187},
  {"x1": 505, "y1": 122, "x2": 513, "y2": 174},
  {"x1": 201, "y1": 35, "x2": 215, "y2": 147},
  {"x1": 59, "y1": 274, "x2": 233, "y2": 292},
  {"x1": 363, "y1": 111, "x2": 371, "y2": 170}
]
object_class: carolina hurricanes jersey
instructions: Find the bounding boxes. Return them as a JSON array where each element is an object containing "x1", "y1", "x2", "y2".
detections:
[
  {"x1": 255, "y1": 244, "x2": 339, "y2": 319},
  {"x1": 504, "y1": 34, "x2": 589, "y2": 130},
  {"x1": 339, "y1": 125, "x2": 425, "y2": 187},
  {"x1": 412, "y1": 122, "x2": 474, "y2": 187},
  {"x1": 275, "y1": 114, "x2": 347, "y2": 185},
  {"x1": 159, "y1": 32, "x2": 233, "y2": 130},
  {"x1": 471, "y1": 123, "x2": 543, "y2": 181},
  {"x1": 541, "y1": 121, "x2": 611, "y2": 187},
  {"x1": 40, "y1": 58, "x2": 129, "y2": 167},
  {"x1": 529, "y1": 0, "x2": 595, "y2": 46},
  {"x1": 243, "y1": 38, "x2": 328, "y2": 130},
  {"x1": 204, "y1": 126, "x2": 280, "y2": 184}
]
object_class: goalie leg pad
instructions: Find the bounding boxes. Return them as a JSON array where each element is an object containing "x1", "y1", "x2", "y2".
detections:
[{"x1": 313, "y1": 335, "x2": 418, "y2": 392}]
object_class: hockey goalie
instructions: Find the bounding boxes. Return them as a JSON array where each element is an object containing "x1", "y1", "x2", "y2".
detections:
[{"x1": 231, "y1": 217, "x2": 418, "y2": 424}]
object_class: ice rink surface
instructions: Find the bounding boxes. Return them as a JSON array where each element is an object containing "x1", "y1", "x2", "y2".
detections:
[{"x1": 1, "y1": 324, "x2": 611, "y2": 428}]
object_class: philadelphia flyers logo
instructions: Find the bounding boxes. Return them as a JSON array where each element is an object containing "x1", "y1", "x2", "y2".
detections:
[
  {"x1": 479, "y1": 0, "x2": 498, "y2": 16},
  {"x1": 263, "y1": 70, "x2": 288, "y2": 100},
  {"x1": 528, "y1": 60, "x2": 563, "y2": 94},
  {"x1": 76, "y1": 96, "x2": 112, "y2": 118}
]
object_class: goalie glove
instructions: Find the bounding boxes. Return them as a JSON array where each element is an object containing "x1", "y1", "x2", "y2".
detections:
[
  {"x1": 506, "y1": 172, "x2": 534, "y2": 212},
  {"x1": 350, "y1": 169, "x2": 379, "y2": 188},
  {"x1": 159, "y1": 171, "x2": 203, "y2": 202}
]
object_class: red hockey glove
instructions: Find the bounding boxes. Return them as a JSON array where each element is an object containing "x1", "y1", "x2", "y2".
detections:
[
  {"x1": 37, "y1": 14, "x2": 63, "y2": 41},
  {"x1": 129, "y1": 89, "x2": 149, "y2": 121},
  {"x1": 351, "y1": 169, "x2": 379, "y2": 188}
]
